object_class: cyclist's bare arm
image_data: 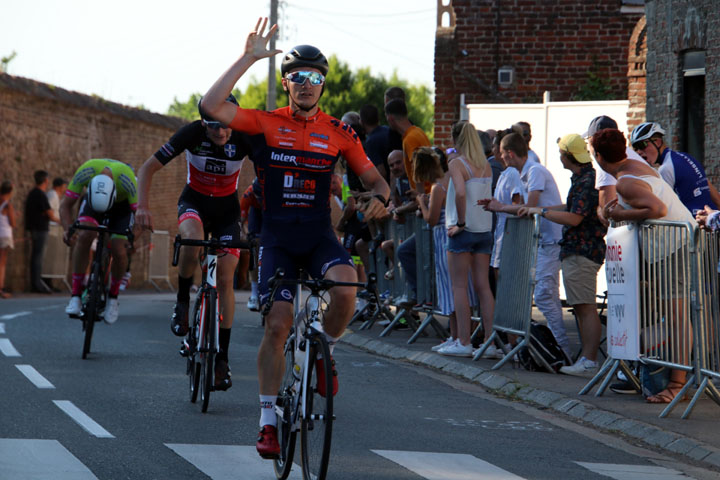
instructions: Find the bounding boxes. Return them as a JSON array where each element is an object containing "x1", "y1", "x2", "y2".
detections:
[
  {"x1": 59, "y1": 195, "x2": 79, "y2": 245},
  {"x1": 357, "y1": 167, "x2": 391, "y2": 221},
  {"x1": 136, "y1": 155, "x2": 164, "y2": 231},
  {"x1": 201, "y1": 17, "x2": 281, "y2": 125}
]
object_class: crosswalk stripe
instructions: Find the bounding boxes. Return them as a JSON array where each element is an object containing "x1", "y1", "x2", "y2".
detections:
[
  {"x1": 0, "y1": 439, "x2": 98, "y2": 479},
  {"x1": 53, "y1": 400, "x2": 114, "y2": 438},
  {"x1": 372, "y1": 450, "x2": 526, "y2": 480},
  {"x1": 16, "y1": 364, "x2": 55, "y2": 389},
  {"x1": 576, "y1": 462, "x2": 693, "y2": 479},
  {"x1": 0, "y1": 311, "x2": 32, "y2": 320},
  {"x1": 0, "y1": 338, "x2": 21, "y2": 357},
  {"x1": 0, "y1": 322, "x2": 5, "y2": 334},
  {"x1": 165, "y1": 444, "x2": 303, "y2": 479}
]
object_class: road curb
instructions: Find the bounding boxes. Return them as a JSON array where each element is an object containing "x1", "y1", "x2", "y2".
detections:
[{"x1": 341, "y1": 332, "x2": 720, "y2": 471}]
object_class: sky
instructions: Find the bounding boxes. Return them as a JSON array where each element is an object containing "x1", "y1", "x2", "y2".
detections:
[{"x1": 1, "y1": 0, "x2": 436, "y2": 114}]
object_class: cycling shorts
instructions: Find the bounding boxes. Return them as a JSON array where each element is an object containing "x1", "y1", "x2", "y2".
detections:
[
  {"x1": 177, "y1": 186, "x2": 242, "y2": 258},
  {"x1": 258, "y1": 222, "x2": 354, "y2": 306},
  {"x1": 341, "y1": 215, "x2": 371, "y2": 255},
  {"x1": 77, "y1": 196, "x2": 134, "y2": 239}
]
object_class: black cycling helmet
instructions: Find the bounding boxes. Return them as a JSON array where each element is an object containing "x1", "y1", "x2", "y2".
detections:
[
  {"x1": 198, "y1": 94, "x2": 239, "y2": 122},
  {"x1": 281, "y1": 45, "x2": 329, "y2": 76}
]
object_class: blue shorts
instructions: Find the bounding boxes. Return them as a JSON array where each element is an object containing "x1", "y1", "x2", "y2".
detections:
[
  {"x1": 446, "y1": 230, "x2": 493, "y2": 254},
  {"x1": 258, "y1": 222, "x2": 354, "y2": 306}
]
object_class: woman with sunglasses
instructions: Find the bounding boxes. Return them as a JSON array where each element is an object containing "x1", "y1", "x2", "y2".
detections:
[
  {"x1": 136, "y1": 93, "x2": 254, "y2": 393},
  {"x1": 200, "y1": 17, "x2": 390, "y2": 460}
]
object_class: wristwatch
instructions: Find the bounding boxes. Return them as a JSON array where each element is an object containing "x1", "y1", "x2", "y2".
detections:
[
  {"x1": 456, "y1": 221, "x2": 466, "y2": 228},
  {"x1": 373, "y1": 194, "x2": 389, "y2": 207},
  {"x1": 541, "y1": 208, "x2": 548, "y2": 217}
]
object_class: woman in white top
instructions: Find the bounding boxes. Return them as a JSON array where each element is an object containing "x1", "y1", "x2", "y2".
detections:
[
  {"x1": 438, "y1": 121, "x2": 496, "y2": 358},
  {"x1": 0, "y1": 181, "x2": 16, "y2": 298},
  {"x1": 591, "y1": 128, "x2": 693, "y2": 405}
]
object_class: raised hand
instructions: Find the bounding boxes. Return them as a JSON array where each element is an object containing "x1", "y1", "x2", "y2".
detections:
[{"x1": 245, "y1": 17, "x2": 282, "y2": 60}]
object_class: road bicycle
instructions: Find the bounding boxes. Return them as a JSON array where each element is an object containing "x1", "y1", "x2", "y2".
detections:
[
  {"x1": 173, "y1": 234, "x2": 249, "y2": 413},
  {"x1": 68, "y1": 220, "x2": 133, "y2": 359},
  {"x1": 265, "y1": 268, "x2": 373, "y2": 480}
]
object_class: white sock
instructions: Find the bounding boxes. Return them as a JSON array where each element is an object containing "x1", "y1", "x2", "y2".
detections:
[
  {"x1": 251, "y1": 281, "x2": 258, "y2": 297},
  {"x1": 259, "y1": 395, "x2": 277, "y2": 428},
  {"x1": 323, "y1": 333, "x2": 340, "y2": 356}
]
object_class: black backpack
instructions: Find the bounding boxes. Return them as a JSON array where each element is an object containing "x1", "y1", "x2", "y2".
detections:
[{"x1": 518, "y1": 321, "x2": 570, "y2": 373}]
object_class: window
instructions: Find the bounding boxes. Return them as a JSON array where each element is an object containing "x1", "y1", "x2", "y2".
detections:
[{"x1": 682, "y1": 50, "x2": 705, "y2": 164}]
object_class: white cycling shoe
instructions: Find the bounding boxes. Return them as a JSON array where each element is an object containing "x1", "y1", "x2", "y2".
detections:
[
  {"x1": 104, "y1": 298, "x2": 120, "y2": 324},
  {"x1": 247, "y1": 295, "x2": 260, "y2": 312},
  {"x1": 65, "y1": 296, "x2": 82, "y2": 316}
]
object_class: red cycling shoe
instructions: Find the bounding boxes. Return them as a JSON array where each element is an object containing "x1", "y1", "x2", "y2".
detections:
[
  {"x1": 256, "y1": 425, "x2": 280, "y2": 459},
  {"x1": 316, "y1": 355, "x2": 338, "y2": 397}
]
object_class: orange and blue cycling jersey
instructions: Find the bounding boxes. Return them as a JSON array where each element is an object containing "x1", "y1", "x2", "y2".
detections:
[
  {"x1": 229, "y1": 106, "x2": 374, "y2": 224},
  {"x1": 65, "y1": 158, "x2": 138, "y2": 211}
]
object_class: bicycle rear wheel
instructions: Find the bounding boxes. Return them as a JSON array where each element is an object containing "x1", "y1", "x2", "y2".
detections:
[
  {"x1": 273, "y1": 333, "x2": 298, "y2": 479},
  {"x1": 188, "y1": 300, "x2": 202, "y2": 403},
  {"x1": 300, "y1": 334, "x2": 333, "y2": 480},
  {"x1": 199, "y1": 290, "x2": 217, "y2": 413},
  {"x1": 81, "y1": 254, "x2": 103, "y2": 359}
]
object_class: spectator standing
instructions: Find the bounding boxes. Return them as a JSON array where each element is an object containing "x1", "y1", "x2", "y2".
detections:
[
  {"x1": 384, "y1": 86, "x2": 406, "y2": 152},
  {"x1": 440, "y1": 121, "x2": 495, "y2": 358},
  {"x1": 520, "y1": 134, "x2": 607, "y2": 375},
  {"x1": 593, "y1": 128, "x2": 696, "y2": 404},
  {"x1": 0, "y1": 181, "x2": 16, "y2": 298},
  {"x1": 360, "y1": 104, "x2": 391, "y2": 182},
  {"x1": 630, "y1": 121, "x2": 720, "y2": 215},
  {"x1": 25, "y1": 170, "x2": 59, "y2": 293},
  {"x1": 485, "y1": 133, "x2": 570, "y2": 357},
  {"x1": 513, "y1": 122, "x2": 541, "y2": 163},
  {"x1": 46, "y1": 177, "x2": 67, "y2": 223}
]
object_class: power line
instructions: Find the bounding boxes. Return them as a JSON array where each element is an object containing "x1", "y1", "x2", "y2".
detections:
[{"x1": 284, "y1": 4, "x2": 434, "y2": 18}]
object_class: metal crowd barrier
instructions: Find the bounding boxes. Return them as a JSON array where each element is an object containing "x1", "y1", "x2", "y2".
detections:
[
  {"x1": 148, "y1": 230, "x2": 174, "y2": 292},
  {"x1": 473, "y1": 215, "x2": 544, "y2": 369},
  {"x1": 41, "y1": 223, "x2": 71, "y2": 291}
]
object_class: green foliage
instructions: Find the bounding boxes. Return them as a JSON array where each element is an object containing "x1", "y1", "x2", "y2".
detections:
[
  {"x1": 166, "y1": 56, "x2": 434, "y2": 141},
  {"x1": 1, "y1": 51, "x2": 17, "y2": 73},
  {"x1": 572, "y1": 59, "x2": 617, "y2": 101}
]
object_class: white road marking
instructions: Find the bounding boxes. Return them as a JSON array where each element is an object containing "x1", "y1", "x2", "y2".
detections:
[
  {"x1": 0, "y1": 322, "x2": 4, "y2": 334},
  {"x1": 0, "y1": 338, "x2": 21, "y2": 357},
  {"x1": 0, "y1": 438, "x2": 98, "y2": 479},
  {"x1": 576, "y1": 462, "x2": 693, "y2": 479},
  {"x1": 0, "y1": 311, "x2": 32, "y2": 320},
  {"x1": 53, "y1": 400, "x2": 114, "y2": 438},
  {"x1": 372, "y1": 450, "x2": 526, "y2": 479},
  {"x1": 16, "y1": 364, "x2": 55, "y2": 389},
  {"x1": 165, "y1": 444, "x2": 303, "y2": 479}
]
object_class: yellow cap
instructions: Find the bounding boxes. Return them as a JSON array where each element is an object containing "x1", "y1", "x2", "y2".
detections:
[{"x1": 557, "y1": 134, "x2": 592, "y2": 164}]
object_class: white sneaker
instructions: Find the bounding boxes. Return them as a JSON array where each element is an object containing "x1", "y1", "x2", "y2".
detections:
[
  {"x1": 432, "y1": 337, "x2": 455, "y2": 352},
  {"x1": 438, "y1": 340, "x2": 473, "y2": 357},
  {"x1": 119, "y1": 272, "x2": 131, "y2": 291},
  {"x1": 475, "y1": 344, "x2": 503, "y2": 359},
  {"x1": 65, "y1": 296, "x2": 82, "y2": 316},
  {"x1": 104, "y1": 298, "x2": 119, "y2": 324},
  {"x1": 247, "y1": 295, "x2": 260, "y2": 312},
  {"x1": 560, "y1": 357, "x2": 598, "y2": 377}
]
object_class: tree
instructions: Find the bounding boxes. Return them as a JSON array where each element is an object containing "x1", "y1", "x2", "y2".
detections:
[
  {"x1": 166, "y1": 56, "x2": 434, "y2": 141},
  {"x1": 1, "y1": 51, "x2": 17, "y2": 73}
]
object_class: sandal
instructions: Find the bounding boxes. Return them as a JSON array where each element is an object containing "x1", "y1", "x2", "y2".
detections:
[{"x1": 646, "y1": 380, "x2": 688, "y2": 404}]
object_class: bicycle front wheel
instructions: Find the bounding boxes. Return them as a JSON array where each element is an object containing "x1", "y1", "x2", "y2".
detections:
[
  {"x1": 188, "y1": 300, "x2": 202, "y2": 403},
  {"x1": 81, "y1": 255, "x2": 103, "y2": 359},
  {"x1": 199, "y1": 289, "x2": 217, "y2": 413},
  {"x1": 273, "y1": 334, "x2": 298, "y2": 479},
  {"x1": 300, "y1": 335, "x2": 333, "y2": 480}
]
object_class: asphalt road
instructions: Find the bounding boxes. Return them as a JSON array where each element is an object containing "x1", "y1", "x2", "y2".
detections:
[{"x1": 0, "y1": 293, "x2": 714, "y2": 479}]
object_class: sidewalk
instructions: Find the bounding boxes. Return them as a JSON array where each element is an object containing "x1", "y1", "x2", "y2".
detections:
[{"x1": 339, "y1": 305, "x2": 720, "y2": 471}]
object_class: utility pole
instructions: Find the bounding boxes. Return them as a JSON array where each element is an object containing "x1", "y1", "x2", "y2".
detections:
[{"x1": 266, "y1": 0, "x2": 278, "y2": 110}]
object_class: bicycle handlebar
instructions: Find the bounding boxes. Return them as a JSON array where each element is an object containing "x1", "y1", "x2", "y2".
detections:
[
  {"x1": 68, "y1": 221, "x2": 135, "y2": 245},
  {"x1": 267, "y1": 268, "x2": 376, "y2": 292},
  {"x1": 172, "y1": 234, "x2": 252, "y2": 266}
]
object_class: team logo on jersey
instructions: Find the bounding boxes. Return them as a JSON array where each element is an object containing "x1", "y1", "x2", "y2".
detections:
[
  {"x1": 310, "y1": 132, "x2": 329, "y2": 141},
  {"x1": 270, "y1": 151, "x2": 298, "y2": 166},
  {"x1": 278, "y1": 126, "x2": 296, "y2": 134},
  {"x1": 224, "y1": 144, "x2": 236, "y2": 158},
  {"x1": 205, "y1": 159, "x2": 227, "y2": 174},
  {"x1": 309, "y1": 141, "x2": 328, "y2": 150},
  {"x1": 278, "y1": 141, "x2": 295, "y2": 147}
]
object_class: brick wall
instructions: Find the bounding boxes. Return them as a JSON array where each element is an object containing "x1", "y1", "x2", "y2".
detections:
[
  {"x1": 0, "y1": 73, "x2": 256, "y2": 292},
  {"x1": 434, "y1": 0, "x2": 643, "y2": 147},
  {"x1": 645, "y1": 0, "x2": 720, "y2": 183}
]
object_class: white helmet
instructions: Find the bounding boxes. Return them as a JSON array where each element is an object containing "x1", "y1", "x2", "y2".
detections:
[
  {"x1": 88, "y1": 174, "x2": 116, "y2": 213},
  {"x1": 630, "y1": 122, "x2": 666, "y2": 147}
]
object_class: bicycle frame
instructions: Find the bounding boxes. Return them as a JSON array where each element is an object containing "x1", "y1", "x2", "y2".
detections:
[{"x1": 198, "y1": 251, "x2": 220, "y2": 355}]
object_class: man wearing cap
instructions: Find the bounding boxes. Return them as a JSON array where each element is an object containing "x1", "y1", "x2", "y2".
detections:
[
  {"x1": 583, "y1": 116, "x2": 646, "y2": 225},
  {"x1": 519, "y1": 134, "x2": 607, "y2": 376}
]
